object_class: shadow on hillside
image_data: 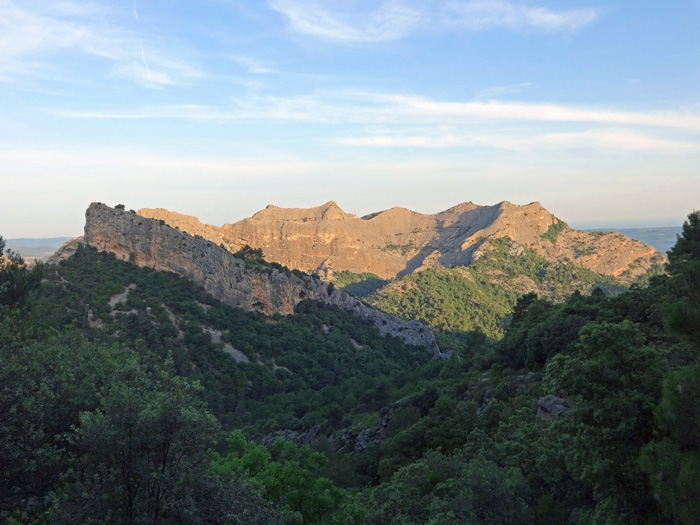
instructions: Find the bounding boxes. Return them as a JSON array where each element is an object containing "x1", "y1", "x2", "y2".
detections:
[{"x1": 398, "y1": 205, "x2": 502, "y2": 278}]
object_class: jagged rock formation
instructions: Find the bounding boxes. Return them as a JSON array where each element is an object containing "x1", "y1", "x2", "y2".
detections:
[
  {"x1": 53, "y1": 203, "x2": 442, "y2": 357},
  {"x1": 139, "y1": 200, "x2": 664, "y2": 283}
]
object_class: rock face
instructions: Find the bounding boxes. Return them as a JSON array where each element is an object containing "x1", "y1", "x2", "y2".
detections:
[
  {"x1": 58, "y1": 203, "x2": 442, "y2": 356},
  {"x1": 139, "y1": 200, "x2": 665, "y2": 282},
  {"x1": 537, "y1": 395, "x2": 570, "y2": 419}
]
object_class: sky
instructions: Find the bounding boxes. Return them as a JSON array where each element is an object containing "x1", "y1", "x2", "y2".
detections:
[{"x1": 1, "y1": 0, "x2": 699, "y2": 237}]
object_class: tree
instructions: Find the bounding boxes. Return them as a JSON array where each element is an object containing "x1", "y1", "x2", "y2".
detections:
[
  {"x1": 542, "y1": 321, "x2": 664, "y2": 522},
  {"x1": 0, "y1": 236, "x2": 43, "y2": 308},
  {"x1": 667, "y1": 210, "x2": 700, "y2": 276},
  {"x1": 640, "y1": 365, "x2": 700, "y2": 524},
  {"x1": 0, "y1": 341, "x2": 143, "y2": 521},
  {"x1": 233, "y1": 245, "x2": 264, "y2": 261},
  {"x1": 50, "y1": 360, "x2": 247, "y2": 524},
  {"x1": 663, "y1": 211, "x2": 700, "y2": 350},
  {"x1": 640, "y1": 211, "x2": 700, "y2": 524},
  {"x1": 212, "y1": 431, "x2": 352, "y2": 524}
]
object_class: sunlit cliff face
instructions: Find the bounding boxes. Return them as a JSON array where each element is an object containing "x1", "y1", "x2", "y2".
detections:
[{"x1": 139, "y1": 200, "x2": 665, "y2": 283}]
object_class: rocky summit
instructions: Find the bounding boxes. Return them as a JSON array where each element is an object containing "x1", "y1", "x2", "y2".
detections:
[
  {"x1": 140, "y1": 200, "x2": 664, "y2": 282},
  {"x1": 51, "y1": 203, "x2": 443, "y2": 357}
]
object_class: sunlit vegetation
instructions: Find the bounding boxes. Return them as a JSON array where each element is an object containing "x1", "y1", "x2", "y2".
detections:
[
  {"x1": 541, "y1": 219, "x2": 568, "y2": 242},
  {"x1": 364, "y1": 237, "x2": 624, "y2": 338}
]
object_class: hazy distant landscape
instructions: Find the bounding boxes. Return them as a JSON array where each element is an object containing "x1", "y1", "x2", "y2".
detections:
[
  {"x1": 5, "y1": 237, "x2": 73, "y2": 261},
  {"x1": 587, "y1": 226, "x2": 682, "y2": 254}
]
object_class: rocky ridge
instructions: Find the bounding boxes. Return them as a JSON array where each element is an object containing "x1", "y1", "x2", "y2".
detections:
[
  {"x1": 52, "y1": 203, "x2": 442, "y2": 357},
  {"x1": 139, "y1": 200, "x2": 665, "y2": 282}
]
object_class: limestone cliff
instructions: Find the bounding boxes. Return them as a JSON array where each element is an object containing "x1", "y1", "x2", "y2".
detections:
[
  {"x1": 140, "y1": 200, "x2": 664, "y2": 283},
  {"x1": 57, "y1": 203, "x2": 442, "y2": 356}
]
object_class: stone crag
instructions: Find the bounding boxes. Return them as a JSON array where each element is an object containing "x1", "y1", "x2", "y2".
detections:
[
  {"x1": 52, "y1": 203, "x2": 443, "y2": 357},
  {"x1": 140, "y1": 200, "x2": 665, "y2": 283}
]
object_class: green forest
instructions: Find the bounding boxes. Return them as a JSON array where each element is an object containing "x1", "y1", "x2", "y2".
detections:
[{"x1": 1, "y1": 211, "x2": 699, "y2": 524}]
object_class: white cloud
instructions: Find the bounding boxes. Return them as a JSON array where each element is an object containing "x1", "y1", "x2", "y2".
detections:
[
  {"x1": 476, "y1": 82, "x2": 533, "y2": 99},
  {"x1": 53, "y1": 90, "x2": 700, "y2": 134},
  {"x1": 338, "y1": 128, "x2": 700, "y2": 153},
  {"x1": 229, "y1": 56, "x2": 275, "y2": 74},
  {"x1": 112, "y1": 51, "x2": 204, "y2": 88},
  {"x1": 269, "y1": 0, "x2": 423, "y2": 42},
  {"x1": 375, "y1": 95, "x2": 700, "y2": 131},
  {"x1": 447, "y1": 1, "x2": 597, "y2": 32},
  {"x1": 268, "y1": 0, "x2": 597, "y2": 43},
  {"x1": 532, "y1": 129, "x2": 700, "y2": 152},
  {"x1": 339, "y1": 134, "x2": 487, "y2": 148},
  {"x1": 0, "y1": 0, "x2": 203, "y2": 87}
]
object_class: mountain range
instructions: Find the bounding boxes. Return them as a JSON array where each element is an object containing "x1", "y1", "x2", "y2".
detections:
[
  {"x1": 138, "y1": 200, "x2": 664, "y2": 283},
  {"x1": 47, "y1": 200, "x2": 667, "y2": 342}
]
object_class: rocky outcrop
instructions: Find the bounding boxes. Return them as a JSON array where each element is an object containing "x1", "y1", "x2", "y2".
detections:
[
  {"x1": 537, "y1": 395, "x2": 570, "y2": 419},
  {"x1": 140, "y1": 200, "x2": 665, "y2": 283},
  {"x1": 46, "y1": 236, "x2": 84, "y2": 264},
  {"x1": 262, "y1": 425, "x2": 322, "y2": 447},
  {"x1": 58, "y1": 203, "x2": 442, "y2": 356}
]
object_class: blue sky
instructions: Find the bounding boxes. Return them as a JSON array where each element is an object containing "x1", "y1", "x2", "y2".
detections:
[{"x1": 1, "y1": 0, "x2": 699, "y2": 237}]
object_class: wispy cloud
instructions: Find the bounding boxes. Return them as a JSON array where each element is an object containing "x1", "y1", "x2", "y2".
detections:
[
  {"x1": 112, "y1": 51, "x2": 204, "y2": 88},
  {"x1": 269, "y1": 0, "x2": 422, "y2": 42},
  {"x1": 268, "y1": 0, "x2": 598, "y2": 43},
  {"x1": 533, "y1": 129, "x2": 700, "y2": 152},
  {"x1": 54, "y1": 90, "x2": 700, "y2": 133},
  {"x1": 338, "y1": 129, "x2": 700, "y2": 153},
  {"x1": 476, "y1": 82, "x2": 532, "y2": 99},
  {"x1": 446, "y1": 1, "x2": 597, "y2": 32},
  {"x1": 53, "y1": 89, "x2": 700, "y2": 155},
  {"x1": 0, "y1": 0, "x2": 203, "y2": 87},
  {"x1": 229, "y1": 56, "x2": 275, "y2": 74}
]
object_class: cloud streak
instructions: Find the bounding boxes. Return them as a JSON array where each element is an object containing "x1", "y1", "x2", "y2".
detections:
[
  {"x1": 269, "y1": 0, "x2": 422, "y2": 42},
  {"x1": 338, "y1": 129, "x2": 700, "y2": 153},
  {"x1": 54, "y1": 90, "x2": 700, "y2": 133},
  {"x1": 229, "y1": 56, "x2": 275, "y2": 74},
  {"x1": 447, "y1": 1, "x2": 597, "y2": 32},
  {"x1": 52, "y1": 89, "x2": 700, "y2": 155},
  {"x1": 268, "y1": 0, "x2": 598, "y2": 42},
  {"x1": 0, "y1": 0, "x2": 202, "y2": 87}
]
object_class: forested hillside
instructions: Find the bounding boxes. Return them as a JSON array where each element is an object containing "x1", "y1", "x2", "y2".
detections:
[
  {"x1": 360, "y1": 237, "x2": 626, "y2": 339},
  {"x1": 1, "y1": 211, "x2": 699, "y2": 524}
]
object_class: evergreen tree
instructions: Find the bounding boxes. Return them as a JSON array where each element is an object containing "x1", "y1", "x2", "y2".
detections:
[{"x1": 641, "y1": 210, "x2": 700, "y2": 524}]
